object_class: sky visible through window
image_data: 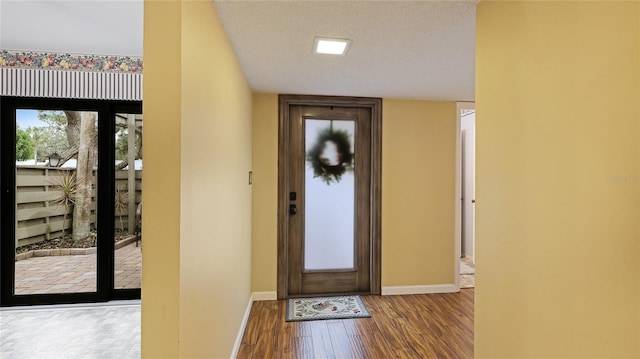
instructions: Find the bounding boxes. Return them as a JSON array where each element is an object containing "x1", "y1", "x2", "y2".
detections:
[{"x1": 16, "y1": 109, "x2": 45, "y2": 128}]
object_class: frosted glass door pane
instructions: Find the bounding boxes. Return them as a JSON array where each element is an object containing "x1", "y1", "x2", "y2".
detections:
[{"x1": 304, "y1": 119, "x2": 355, "y2": 270}]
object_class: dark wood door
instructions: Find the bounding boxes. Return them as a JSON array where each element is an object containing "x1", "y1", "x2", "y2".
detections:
[{"x1": 281, "y1": 97, "x2": 380, "y2": 297}]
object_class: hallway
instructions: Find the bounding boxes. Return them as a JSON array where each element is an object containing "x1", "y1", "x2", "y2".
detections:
[{"x1": 238, "y1": 290, "x2": 474, "y2": 358}]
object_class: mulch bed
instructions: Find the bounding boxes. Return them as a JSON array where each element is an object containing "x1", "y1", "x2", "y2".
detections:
[{"x1": 16, "y1": 231, "x2": 134, "y2": 254}]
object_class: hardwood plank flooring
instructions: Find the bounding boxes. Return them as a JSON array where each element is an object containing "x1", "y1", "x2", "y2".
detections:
[{"x1": 238, "y1": 289, "x2": 474, "y2": 358}]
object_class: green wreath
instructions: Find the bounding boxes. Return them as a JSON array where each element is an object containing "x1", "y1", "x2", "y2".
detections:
[{"x1": 306, "y1": 127, "x2": 354, "y2": 184}]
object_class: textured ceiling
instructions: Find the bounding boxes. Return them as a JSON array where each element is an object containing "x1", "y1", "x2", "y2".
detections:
[
  {"x1": 0, "y1": 0, "x2": 475, "y2": 101},
  {"x1": 214, "y1": 0, "x2": 476, "y2": 101}
]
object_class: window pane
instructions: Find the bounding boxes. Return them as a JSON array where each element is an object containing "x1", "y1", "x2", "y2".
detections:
[
  {"x1": 15, "y1": 109, "x2": 98, "y2": 294},
  {"x1": 114, "y1": 113, "x2": 142, "y2": 290},
  {"x1": 304, "y1": 119, "x2": 355, "y2": 270}
]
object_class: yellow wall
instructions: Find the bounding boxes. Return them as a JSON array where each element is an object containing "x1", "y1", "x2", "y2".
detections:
[
  {"x1": 475, "y1": 1, "x2": 640, "y2": 358},
  {"x1": 142, "y1": 1, "x2": 182, "y2": 357},
  {"x1": 143, "y1": 1, "x2": 253, "y2": 357},
  {"x1": 251, "y1": 96, "x2": 457, "y2": 292},
  {"x1": 251, "y1": 93, "x2": 279, "y2": 292},
  {"x1": 382, "y1": 99, "x2": 457, "y2": 286}
]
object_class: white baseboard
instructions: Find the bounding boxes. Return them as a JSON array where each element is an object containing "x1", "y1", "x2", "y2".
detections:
[
  {"x1": 230, "y1": 295, "x2": 253, "y2": 359},
  {"x1": 381, "y1": 284, "x2": 458, "y2": 296},
  {"x1": 230, "y1": 291, "x2": 278, "y2": 358},
  {"x1": 252, "y1": 291, "x2": 277, "y2": 301}
]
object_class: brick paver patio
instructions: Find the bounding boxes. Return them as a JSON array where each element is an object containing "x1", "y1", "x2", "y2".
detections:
[{"x1": 14, "y1": 242, "x2": 141, "y2": 295}]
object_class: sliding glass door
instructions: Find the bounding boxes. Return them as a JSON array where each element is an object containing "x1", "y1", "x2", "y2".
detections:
[
  {"x1": 114, "y1": 113, "x2": 142, "y2": 290},
  {"x1": 14, "y1": 109, "x2": 99, "y2": 296},
  {"x1": 1, "y1": 97, "x2": 141, "y2": 306}
]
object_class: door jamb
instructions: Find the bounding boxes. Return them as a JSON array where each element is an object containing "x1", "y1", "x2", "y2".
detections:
[{"x1": 277, "y1": 94, "x2": 382, "y2": 299}]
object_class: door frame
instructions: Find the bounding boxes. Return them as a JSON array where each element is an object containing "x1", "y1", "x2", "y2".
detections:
[{"x1": 277, "y1": 94, "x2": 382, "y2": 299}]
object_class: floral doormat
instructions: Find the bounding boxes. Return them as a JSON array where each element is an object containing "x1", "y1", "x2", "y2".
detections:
[{"x1": 286, "y1": 295, "x2": 371, "y2": 322}]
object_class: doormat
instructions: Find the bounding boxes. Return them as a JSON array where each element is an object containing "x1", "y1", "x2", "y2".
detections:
[{"x1": 286, "y1": 295, "x2": 371, "y2": 322}]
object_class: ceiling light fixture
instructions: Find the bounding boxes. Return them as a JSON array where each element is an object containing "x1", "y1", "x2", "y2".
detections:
[{"x1": 314, "y1": 37, "x2": 351, "y2": 55}]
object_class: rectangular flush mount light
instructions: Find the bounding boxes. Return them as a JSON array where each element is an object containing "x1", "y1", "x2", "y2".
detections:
[{"x1": 314, "y1": 37, "x2": 351, "y2": 55}]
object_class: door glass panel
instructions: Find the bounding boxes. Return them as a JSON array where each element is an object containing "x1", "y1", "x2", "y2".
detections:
[
  {"x1": 114, "y1": 113, "x2": 142, "y2": 289},
  {"x1": 304, "y1": 119, "x2": 355, "y2": 270},
  {"x1": 15, "y1": 109, "x2": 98, "y2": 294}
]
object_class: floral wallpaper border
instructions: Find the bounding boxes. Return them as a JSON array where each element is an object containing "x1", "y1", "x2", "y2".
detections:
[{"x1": 0, "y1": 50, "x2": 142, "y2": 74}]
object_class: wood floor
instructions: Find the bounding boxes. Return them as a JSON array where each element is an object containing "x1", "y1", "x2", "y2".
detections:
[{"x1": 238, "y1": 289, "x2": 474, "y2": 359}]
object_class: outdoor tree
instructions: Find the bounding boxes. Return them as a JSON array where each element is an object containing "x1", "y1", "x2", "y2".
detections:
[
  {"x1": 115, "y1": 130, "x2": 143, "y2": 160},
  {"x1": 37, "y1": 110, "x2": 84, "y2": 166},
  {"x1": 71, "y1": 111, "x2": 96, "y2": 241},
  {"x1": 26, "y1": 126, "x2": 46, "y2": 163},
  {"x1": 115, "y1": 129, "x2": 128, "y2": 161},
  {"x1": 39, "y1": 110, "x2": 97, "y2": 241},
  {"x1": 36, "y1": 111, "x2": 74, "y2": 162},
  {"x1": 16, "y1": 127, "x2": 34, "y2": 161},
  {"x1": 114, "y1": 120, "x2": 142, "y2": 169},
  {"x1": 38, "y1": 111, "x2": 70, "y2": 140}
]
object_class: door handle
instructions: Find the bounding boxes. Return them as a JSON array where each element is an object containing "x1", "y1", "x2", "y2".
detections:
[{"x1": 289, "y1": 204, "x2": 297, "y2": 216}]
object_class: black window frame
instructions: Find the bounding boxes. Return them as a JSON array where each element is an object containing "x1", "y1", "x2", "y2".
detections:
[{"x1": 1, "y1": 96, "x2": 142, "y2": 306}]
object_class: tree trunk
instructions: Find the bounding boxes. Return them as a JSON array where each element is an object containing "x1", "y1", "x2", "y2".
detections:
[
  {"x1": 72, "y1": 112, "x2": 96, "y2": 241},
  {"x1": 63, "y1": 110, "x2": 81, "y2": 147},
  {"x1": 115, "y1": 158, "x2": 128, "y2": 170}
]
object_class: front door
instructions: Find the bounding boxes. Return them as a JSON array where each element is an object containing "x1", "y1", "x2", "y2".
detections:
[{"x1": 278, "y1": 95, "x2": 381, "y2": 298}]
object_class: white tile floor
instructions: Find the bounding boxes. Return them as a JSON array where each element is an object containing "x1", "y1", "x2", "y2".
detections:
[
  {"x1": 0, "y1": 301, "x2": 140, "y2": 359},
  {"x1": 460, "y1": 257, "x2": 475, "y2": 288}
]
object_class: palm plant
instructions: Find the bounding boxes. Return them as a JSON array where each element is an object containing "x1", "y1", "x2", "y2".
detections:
[
  {"x1": 114, "y1": 186, "x2": 129, "y2": 232},
  {"x1": 49, "y1": 171, "x2": 78, "y2": 234}
]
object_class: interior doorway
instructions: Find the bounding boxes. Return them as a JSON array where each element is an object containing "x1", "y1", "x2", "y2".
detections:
[
  {"x1": 461, "y1": 105, "x2": 476, "y2": 262},
  {"x1": 277, "y1": 95, "x2": 382, "y2": 299},
  {"x1": 457, "y1": 102, "x2": 475, "y2": 289}
]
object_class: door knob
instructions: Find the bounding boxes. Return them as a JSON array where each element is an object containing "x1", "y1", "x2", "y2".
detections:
[{"x1": 289, "y1": 204, "x2": 297, "y2": 215}]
